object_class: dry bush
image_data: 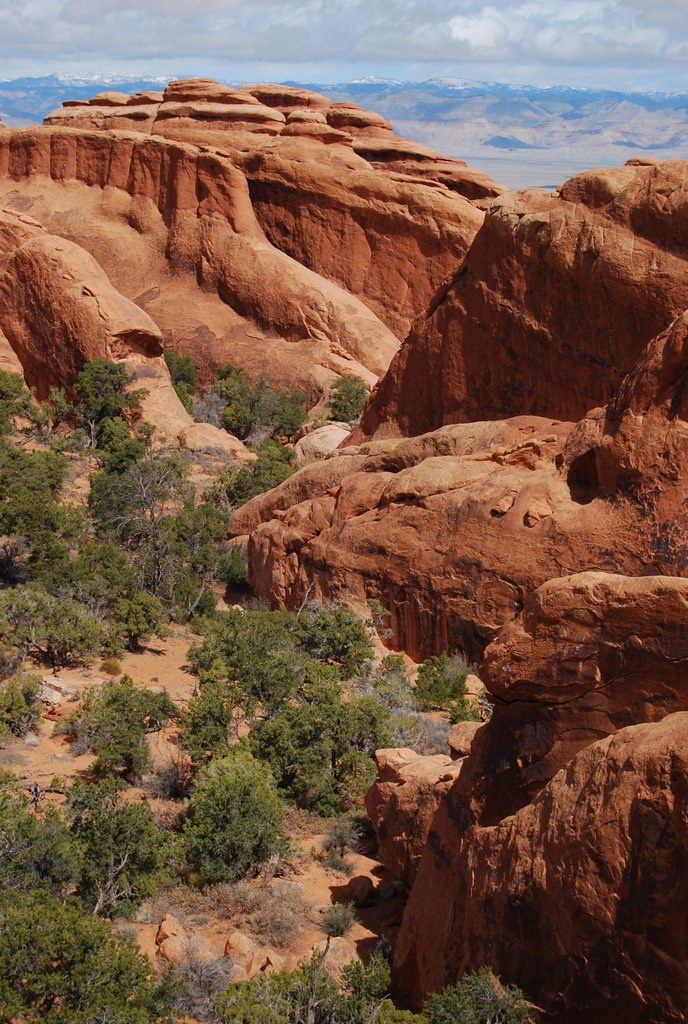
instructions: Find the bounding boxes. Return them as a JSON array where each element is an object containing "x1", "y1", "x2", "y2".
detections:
[
  {"x1": 322, "y1": 901, "x2": 355, "y2": 937},
  {"x1": 412, "y1": 713, "x2": 451, "y2": 755},
  {"x1": 150, "y1": 886, "x2": 214, "y2": 925},
  {"x1": 144, "y1": 753, "x2": 195, "y2": 801},
  {"x1": 211, "y1": 880, "x2": 312, "y2": 949},
  {"x1": 174, "y1": 937, "x2": 234, "y2": 1023},
  {"x1": 282, "y1": 803, "x2": 327, "y2": 838},
  {"x1": 247, "y1": 883, "x2": 312, "y2": 949}
]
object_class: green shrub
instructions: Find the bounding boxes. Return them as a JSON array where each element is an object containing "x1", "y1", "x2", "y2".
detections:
[
  {"x1": 214, "y1": 364, "x2": 307, "y2": 441},
  {"x1": 173, "y1": 380, "x2": 194, "y2": 414},
  {"x1": 0, "y1": 888, "x2": 180, "y2": 1023},
  {"x1": 415, "y1": 652, "x2": 469, "y2": 712},
  {"x1": 215, "y1": 949, "x2": 393, "y2": 1024},
  {"x1": 164, "y1": 351, "x2": 197, "y2": 391},
  {"x1": 0, "y1": 787, "x2": 77, "y2": 899},
  {"x1": 99, "y1": 658, "x2": 122, "y2": 676},
  {"x1": 217, "y1": 543, "x2": 249, "y2": 588},
  {"x1": 179, "y1": 680, "x2": 239, "y2": 764},
  {"x1": 218, "y1": 438, "x2": 296, "y2": 508},
  {"x1": 0, "y1": 587, "x2": 105, "y2": 669},
  {"x1": 75, "y1": 358, "x2": 148, "y2": 449},
  {"x1": 297, "y1": 604, "x2": 373, "y2": 678},
  {"x1": 114, "y1": 591, "x2": 165, "y2": 651},
  {"x1": 0, "y1": 370, "x2": 32, "y2": 434},
  {"x1": 249, "y1": 667, "x2": 391, "y2": 815},
  {"x1": 326, "y1": 375, "x2": 368, "y2": 422},
  {"x1": 188, "y1": 607, "x2": 306, "y2": 718},
  {"x1": 68, "y1": 776, "x2": 178, "y2": 916},
  {"x1": 183, "y1": 747, "x2": 286, "y2": 884},
  {"x1": 66, "y1": 674, "x2": 176, "y2": 778},
  {"x1": 423, "y1": 965, "x2": 533, "y2": 1024},
  {"x1": 0, "y1": 674, "x2": 42, "y2": 737}
]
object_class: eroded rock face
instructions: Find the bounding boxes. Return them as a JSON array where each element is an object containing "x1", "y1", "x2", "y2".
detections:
[
  {"x1": 358, "y1": 159, "x2": 688, "y2": 438},
  {"x1": 43, "y1": 79, "x2": 503, "y2": 340},
  {"x1": 364, "y1": 748, "x2": 464, "y2": 888},
  {"x1": 0, "y1": 208, "x2": 249, "y2": 456},
  {"x1": 460, "y1": 572, "x2": 688, "y2": 825},
  {"x1": 233, "y1": 305, "x2": 688, "y2": 660},
  {"x1": 394, "y1": 712, "x2": 688, "y2": 1023},
  {"x1": 0, "y1": 125, "x2": 398, "y2": 403}
]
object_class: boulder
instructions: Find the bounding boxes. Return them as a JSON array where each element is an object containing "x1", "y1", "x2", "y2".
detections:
[
  {"x1": 305, "y1": 937, "x2": 359, "y2": 980},
  {"x1": 447, "y1": 721, "x2": 482, "y2": 760},
  {"x1": 294, "y1": 423, "x2": 352, "y2": 466},
  {"x1": 155, "y1": 914, "x2": 187, "y2": 964},
  {"x1": 224, "y1": 928, "x2": 261, "y2": 977},
  {"x1": 341, "y1": 874, "x2": 375, "y2": 907}
]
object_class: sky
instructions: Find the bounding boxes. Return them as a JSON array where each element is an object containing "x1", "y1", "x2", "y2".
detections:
[{"x1": 2, "y1": 0, "x2": 688, "y2": 93}]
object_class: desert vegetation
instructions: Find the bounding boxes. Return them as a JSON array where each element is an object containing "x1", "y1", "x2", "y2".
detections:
[{"x1": 0, "y1": 357, "x2": 502, "y2": 1023}]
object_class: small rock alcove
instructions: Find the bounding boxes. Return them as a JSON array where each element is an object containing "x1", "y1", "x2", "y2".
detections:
[{"x1": 566, "y1": 448, "x2": 599, "y2": 504}]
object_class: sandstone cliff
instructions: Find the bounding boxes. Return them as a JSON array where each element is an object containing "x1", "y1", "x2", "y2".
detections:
[
  {"x1": 357, "y1": 159, "x2": 688, "y2": 437},
  {"x1": 44, "y1": 79, "x2": 503, "y2": 340},
  {"x1": 233, "y1": 228, "x2": 688, "y2": 660},
  {"x1": 0, "y1": 124, "x2": 399, "y2": 402},
  {"x1": 394, "y1": 709, "x2": 688, "y2": 1023}
]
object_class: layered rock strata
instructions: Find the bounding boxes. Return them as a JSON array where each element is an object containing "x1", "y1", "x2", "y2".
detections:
[
  {"x1": 0, "y1": 124, "x2": 398, "y2": 400},
  {"x1": 44, "y1": 79, "x2": 503, "y2": 339}
]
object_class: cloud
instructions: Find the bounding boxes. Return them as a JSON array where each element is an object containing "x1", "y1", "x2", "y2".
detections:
[{"x1": 0, "y1": 0, "x2": 687, "y2": 87}]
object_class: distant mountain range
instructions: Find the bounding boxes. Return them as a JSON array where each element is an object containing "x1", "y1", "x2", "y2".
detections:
[{"x1": 3, "y1": 73, "x2": 688, "y2": 189}]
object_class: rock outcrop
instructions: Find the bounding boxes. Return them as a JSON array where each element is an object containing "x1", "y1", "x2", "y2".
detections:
[
  {"x1": 359, "y1": 573, "x2": 688, "y2": 1021},
  {"x1": 0, "y1": 124, "x2": 398, "y2": 401},
  {"x1": 0, "y1": 208, "x2": 248, "y2": 456},
  {"x1": 357, "y1": 159, "x2": 688, "y2": 438},
  {"x1": 364, "y1": 748, "x2": 464, "y2": 888},
  {"x1": 232, "y1": 300, "x2": 688, "y2": 660},
  {"x1": 44, "y1": 79, "x2": 503, "y2": 340},
  {"x1": 393, "y1": 711, "x2": 688, "y2": 1023}
]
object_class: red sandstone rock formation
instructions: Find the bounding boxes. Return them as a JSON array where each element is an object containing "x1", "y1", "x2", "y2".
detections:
[
  {"x1": 44, "y1": 79, "x2": 503, "y2": 340},
  {"x1": 393, "y1": 708, "x2": 688, "y2": 1023},
  {"x1": 358, "y1": 572, "x2": 688, "y2": 1020},
  {"x1": 0, "y1": 124, "x2": 398, "y2": 400},
  {"x1": 232, "y1": 303, "x2": 688, "y2": 660},
  {"x1": 357, "y1": 159, "x2": 688, "y2": 438},
  {"x1": 364, "y1": 748, "x2": 464, "y2": 888},
  {"x1": 0, "y1": 208, "x2": 248, "y2": 457}
]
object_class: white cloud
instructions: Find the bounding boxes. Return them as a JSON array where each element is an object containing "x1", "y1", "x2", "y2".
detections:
[{"x1": 0, "y1": 0, "x2": 687, "y2": 88}]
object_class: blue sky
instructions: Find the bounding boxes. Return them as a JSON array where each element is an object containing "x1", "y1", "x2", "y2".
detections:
[{"x1": 2, "y1": 0, "x2": 688, "y2": 92}]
